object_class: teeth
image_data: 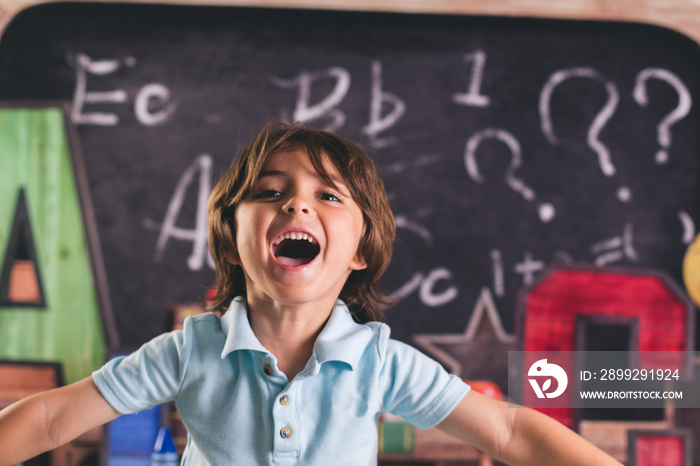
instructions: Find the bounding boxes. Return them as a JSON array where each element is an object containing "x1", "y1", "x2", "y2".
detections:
[{"x1": 273, "y1": 232, "x2": 317, "y2": 245}]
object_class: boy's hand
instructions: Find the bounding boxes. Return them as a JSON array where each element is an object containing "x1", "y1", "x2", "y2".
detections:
[
  {"x1": 0, "y1": 376, "x2": 120, "y2": 466},
  {"x1": 437, "y1": 389, "x2": 623, "y2": 465}
]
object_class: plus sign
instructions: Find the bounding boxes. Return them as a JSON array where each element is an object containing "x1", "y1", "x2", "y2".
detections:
[{"x1": 513, "y1": 252, "x2": 544, "y2": 286}]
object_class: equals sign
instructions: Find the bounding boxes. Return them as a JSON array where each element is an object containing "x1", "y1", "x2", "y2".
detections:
[{"x1": 591, "y1": 222, "x2": 638, "y2": 266}]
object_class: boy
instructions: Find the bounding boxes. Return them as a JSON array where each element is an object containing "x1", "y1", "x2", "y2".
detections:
[{"x1": 0, "y1": 121, "x2": 621, "y2": 465}]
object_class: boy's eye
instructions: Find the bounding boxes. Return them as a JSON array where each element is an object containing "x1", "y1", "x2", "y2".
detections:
[
  {"x1": 255, "y1": 189, "x2": 282, "y2": 199},
  {"x1": 319, "y1": 192, "x2": 341, "y2": 202}
]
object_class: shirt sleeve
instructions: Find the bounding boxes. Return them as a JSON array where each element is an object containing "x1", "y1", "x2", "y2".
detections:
[
  {"x1": 377, "y1": 326, "x2": 470, "y2": 430},
  {"x1": 92, "y1": 325, "x2": 191, "y2": 414}
]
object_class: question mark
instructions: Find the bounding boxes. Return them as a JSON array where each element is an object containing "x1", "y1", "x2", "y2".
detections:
[
  {"x1": 540, "y1": 67, "x2": 628, "y2": 201},
  {"x1": 540, "y1": 67, "x2": 620, "y2": 176},
  {"x1": 633, "y1": 68, "x2": 692, "y2": 165},
  {"x1": 464, "y1": 127, "x2": 555, "y2": 223}
]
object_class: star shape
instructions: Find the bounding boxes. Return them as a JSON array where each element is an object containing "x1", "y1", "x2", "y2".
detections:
[{"x1": 412, "y1": 287, "x2": 517, "y2": 392}]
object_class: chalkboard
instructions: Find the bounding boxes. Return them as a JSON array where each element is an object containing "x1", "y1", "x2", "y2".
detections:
[{"x1": 1, "y1": 2, "x2": 699, "y2": 363}]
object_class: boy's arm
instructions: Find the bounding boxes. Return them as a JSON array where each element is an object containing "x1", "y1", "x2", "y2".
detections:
[
  {"x1": 436, "y1": 389, "x2": 623, "y2": 466},
  {"x1": 0, "y1": 376, "x2": 120, "y2": 466}
]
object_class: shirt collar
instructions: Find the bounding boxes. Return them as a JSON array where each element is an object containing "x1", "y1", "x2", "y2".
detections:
[
  {"x1": 219, "y1": 297, "x2": 269, "y2": 358},
  {"x1": 219, "y1": 297, "x2": 372, "y2": 370},
  {"x1": 313, "y1": 299, "x2": 372, "y2": 370}
]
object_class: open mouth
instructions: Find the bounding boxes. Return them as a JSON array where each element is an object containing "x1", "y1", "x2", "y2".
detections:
[{"x1": 272, "y1": 232, "x2": 320, "y2": 267}]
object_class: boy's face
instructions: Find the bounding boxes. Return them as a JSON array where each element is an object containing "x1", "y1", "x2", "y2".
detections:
[{"x1": 232, "y1": 149, "x2": 366, "y2": 309}]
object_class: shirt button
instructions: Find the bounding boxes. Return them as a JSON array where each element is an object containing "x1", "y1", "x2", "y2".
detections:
[
  {"x1": 280, "y1": 426, "x2": 292, "y2": 438},
  {"x1": 279, "y1": 394, "x2": 289, "y2": 405},
  {"x1": 263, "y1": 364, "x2": 273, "y2": 375}
]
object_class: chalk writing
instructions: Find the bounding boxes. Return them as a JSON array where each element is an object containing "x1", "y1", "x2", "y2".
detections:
[
  {"x1": 129, "y1": 54, "x2": 698, "y2": 307},
  {"x1": 617, "y1": 187, "x2": 633, "y2": 203},
  {"x1": 381, "y1": 154, "x2": 441, "y2": 175},
  {"x1": 452, "y1": 50, "x2": 491, "y2": 108},
  {"x1": 464, "y1": 128, "x2": 555, "y2": 223},
  {"x1": 272, "y1": 67, "x2": 350, "y2": 132},
  {"x1": 513, "y1": 252, "x2": 545, "y2": 286},
  {"x1": 591, "y1": 222, "x2": 637, "y2": 266},
  {"x1": 388, "y1": 267, "x2": 459, "y2": 307},
  {"x1": 540, "y1": 67, "x2": 620, "y2": 177},
  {"x1": 679, "y1": 210, "x2": 696, "y2": 245},
  {"x1": 70, "y1": 53, "x2": 176, "y2": 126},
  {"x1": 420, "y1": 268, "x2": 459, "y2": 307},
  {"x1": 465, "y1": 128, "x2": 533, "y2": 200},
  {"x1": 361, "y1": 60, "x2": 405, "y2": 149},
  {"x1": 150, "y1": 154, "x2": 214, "y2": 271},
  {"x1": 633, "y1": 68, "x2": 692, "y2": 165},
  {"x1": 389, "y1": 272, "x2": 423, "y2": 302},
  {"x1": 491, "y1": 249, "x2": 505, "y2": 297},
  {"x1": 134, "y1": 83, "x2": 177, "y2": 126},
  {"x1": 487, "y1": 249, "x2": 577, "y2": 301},
  {"x1": 395, "y1": 215, "x2": 433, "y2": 246},
  {"x1": 135, "y1": 55, "x2": 697, "y2": 312},
  {"x1": 70, "y1": 53, "x2": 132, "y2": 125}
]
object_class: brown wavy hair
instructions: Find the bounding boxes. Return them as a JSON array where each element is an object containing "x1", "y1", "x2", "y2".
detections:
[{"x1": 207, "y1": 121, "x2": 395, "y2": 323}]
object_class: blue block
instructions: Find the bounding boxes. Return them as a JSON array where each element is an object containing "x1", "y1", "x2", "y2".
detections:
[
  {"x1": 107, "y1": 405, "x2": 161, "y2": 456},
  {"x1": 108, "y1": 456, "x2": 152, "y2": 466}
]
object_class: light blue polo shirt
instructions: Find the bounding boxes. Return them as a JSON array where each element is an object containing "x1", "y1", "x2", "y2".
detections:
[{"x1": 93, "y1": 298, "x2": 470, "y2": 465}]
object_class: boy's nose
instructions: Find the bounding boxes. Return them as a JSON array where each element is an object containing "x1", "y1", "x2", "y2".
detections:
[
  {"x1": 287, "y1": 205, "x2": 309, "y2": 214},
  {"x1": 283, "y1": 194, "x2": 310, "y2": 214}
]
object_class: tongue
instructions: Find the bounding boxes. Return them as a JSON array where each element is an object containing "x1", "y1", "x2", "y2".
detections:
[
  {"x1": 276, "y1": 256, "x2": 311, "y2": 267},
  {"x1": 273, "y1": 238, "x2": 318, "y2": 266}
]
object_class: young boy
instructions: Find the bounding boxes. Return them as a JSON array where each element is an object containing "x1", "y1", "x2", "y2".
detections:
[{"x1": 0, "y1": 121, "x2": 621, "y2": 465}]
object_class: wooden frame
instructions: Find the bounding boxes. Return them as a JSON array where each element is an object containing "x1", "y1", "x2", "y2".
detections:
[
  {"x1": 0, "y1": 360, "x2": 104, "y2": 466},
  {"x1": 0, "y1": 0, "x2": 700, "y2": 52},
  {"x1": 0, "y1": 360, "x2": 69, "y2": 466},
  {"x1": 1, "y1": 0, "x2": 700, "y2": 45},
  {"x1": 0, "y1": 359, "x2": 63, "y2": 409}
]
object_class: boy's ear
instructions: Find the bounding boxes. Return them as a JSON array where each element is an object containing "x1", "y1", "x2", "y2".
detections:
[
  {"x1": 349, "y1": 253, "x2": 367, "y2": 271},
  {"x1": 224, "y1": 247, "x2": 240, "y2": 265},
  {"x1": 350, "y1": 227, "x2": 368, "y2": 271}
]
